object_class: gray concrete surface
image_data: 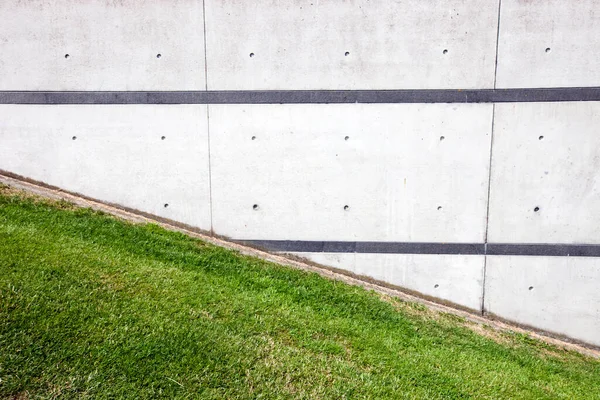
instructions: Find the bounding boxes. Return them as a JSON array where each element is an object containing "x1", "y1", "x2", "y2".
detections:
[
  {"x1": 489, "y1": 102, "x2": 600, "y2": 244},
  {"x1": 0, "y1": 1, "x2": 205, "y2": 90},
  {"x1": 205, "y1": 0, "x2": 499, "y2": 90},
  {"x1": 0, "y1": 0, "x2": 599, "y2": 347},
  {"x1": 485, "y1": 255, "x2": 600, "y2": 347},
  {"x1": 209, "y1": 104, "x2": 492, "y2": 242},
  {"x1": 291, "y1": 252, "x2": 484, "y2": 311},
  {"x1": 0, "y1": 105, "x2": 211, "y2": 230},
  {"x1": 496, "y1": 0, "x2": 600, "y2": 88}
]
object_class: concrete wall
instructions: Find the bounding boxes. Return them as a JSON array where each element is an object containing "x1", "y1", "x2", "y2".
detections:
[
  {"x1": 1, "y1": 0, "x2": 599, "y2": 347},
  {"x1": 0, "y1": 105, "x2": 211, "y2": 229}
]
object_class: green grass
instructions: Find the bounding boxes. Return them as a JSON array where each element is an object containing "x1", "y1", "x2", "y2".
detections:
[{"x1": 0, "y1": 185, "x2": 599, "y2": 399}]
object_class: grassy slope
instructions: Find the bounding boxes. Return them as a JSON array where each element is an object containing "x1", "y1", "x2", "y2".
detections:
[{"x1": 0, "y1": 185, "x2": 599, "y2": 399}]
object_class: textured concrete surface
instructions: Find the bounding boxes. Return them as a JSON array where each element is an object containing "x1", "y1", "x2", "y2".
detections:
[
  {"x1": 496, "y1": 0, "x2": 600, "y2": 88},
  {"x1": 0, "y1": 105, "x2": 211, "y2": 230},
  {"x1": 210, "y1": 104, "x2": 493, "y2": 241},
  {"x1": 290, "y1": 252, "x2": 484, "y2": 311},
  {"x1": 485, "y1": 255, "x2": 600, "y2": 348},
  {"x1": 0, "y1": 0, "x2": 205, "y2": 90},
  {"x1": 205, "y1": 0, "x2": 499, "y2": 90},
  {"x1": 488, "y1": 102, "x2": 600, "y2": 244}
]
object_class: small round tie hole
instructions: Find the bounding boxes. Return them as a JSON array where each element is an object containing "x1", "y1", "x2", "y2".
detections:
[
  {"x1": 437, "y1": 206, "x2": 442, "y2": 210},
  {"x1": 161, "y1": 136, "x2": 166, "y2": 140},
  {"x1": 344, "y1": 51, "x2": 350, "y2": 56},
  {"x1": 545, "y1": 47, "x2": 551, "y2": 53},
  {"x1": 249, "y1": 52, "x2": 255, "y2": 58},
  {"x1": 64, "y1": 54, "x2": 70, "y2": 59},
  {"x1": 539, "y1": 135, "x2": 544, "y2": 140},
  {"x1": 251, "y1": 135, "x2": 256, "y2": 140},
  {"x1": 443, "y1": 49, "x2": 448, "y2": 55},
  {"x1": 434, "y1": 284, "x2": 439, "y2": 288},
  {"x1": 164, "y1": 203, "x2": 169, "y2": 208},
  {"x1": 528, "y1": 286, "x2": 534, "y2": 291},
  {"x1": 72, "y1": 136, "x2": 77, "y2": 140},
  {"x1": 534, "y1": 206, "x2": 540, "y2": 212},
  {"x1": 156, "y1": 53, "x2": 162, "y2": 58},
  {"x1": 440, "y1": 136, "x2": 445, "y2": 141},
  {"x1": 343, "y1": 205, "x2": 349, "y2": 211},
  {"x1": 253, "y1": 204, "x2": 259, "y2": 210},
  {"x1": 344, "y1": 136, "x2": 349, "y2": 141}
]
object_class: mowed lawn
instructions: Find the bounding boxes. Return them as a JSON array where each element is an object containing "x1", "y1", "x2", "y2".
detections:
[{"x1": 0, "y1": 185, "x2": 599, "y2": 399}]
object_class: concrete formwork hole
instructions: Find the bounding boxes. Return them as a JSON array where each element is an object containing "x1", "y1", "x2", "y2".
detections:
[
  {"x1": 534, "y1": 206, "x2": 540, "y2": 212},
  {"x1": 344, "y1": 136, "x2": 349, "y2": 141},
  {"x1": 539, "y1": 135, "x2": 544, "y2": 140},
  {"x1": 156, "y1": 53, "x2": 162, "y2": 58},
  {"x1": 545, "y1": 47, "x2": 551, "y2": 53},
  {"x1": 344, "y1": 51, "x2": 350, "y2": 56},
  {"x1": 440, "y1": 136, "x2": 445, "y2": 141},
  {"x1": 529, "y1": 286, "x2": 534, "y2": 291},
  {"x1": 434, "y1": 284, "x2": 439, "y2": 288},
  {"x1": 251, "y1": 136, "x2": 256, "y2": 140},
  {"x1": 64, "y1": 54, "x2": 70, "y2": 59},
  {"x1": 164, "y1": 203, "x2": 169, "y2": 208},
  {"x1": 71, "y1": 136, "x2": 77, "y2": 140},
  {"x1": 161, "y1": 136, "x2": 166, "y2": 140},
  {"x1": 249, "y1": 52, "x2": 255, "y2": 58},
  {"x1": 253, "y1": 204, "x2": 259, "y2": 210},
  {"x1": 343, "y1": 205, "x2": 349, "y2": 211},
  {"x1": 443, "y1": 49, "x2": 448, "y2": 54}
]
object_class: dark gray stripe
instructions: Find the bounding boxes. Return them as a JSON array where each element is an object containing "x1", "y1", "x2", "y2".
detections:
[
  {"x1": 241, "y1": 240, "x2": 325, "y2": 252},
  {"x1": 237, "y1": 240, "x2": 600, "y2": 257},
  {"x1": 487, "y1": 243, "x2": 600, "y2": 257},
  {"x1": 238, "y1": 241, "x2": 484, "y2": 255},
  {"x1": 1, "y1": 87, "x2": 600, "y2": 104},
  {"x1": 354, "y1": 242, "x2": 483, "y2": 255}
]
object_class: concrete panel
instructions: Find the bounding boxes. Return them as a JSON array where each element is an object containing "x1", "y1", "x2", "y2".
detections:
[
  {"x1": 488, "y1": 102, "x2": 600, "y2": 244},
  {"x1": 0, "y1": 1, "x2": 205, "y2": 90},
  {"x1": 485, "y1": 256, "x2": 600, "y2": 347},
  {"x1": 210, "y1": 104, "x2": 493, "y2": 242},
  {"x1": 290, "y1": 252, "x2": 484, "y2": 311},
  {"x1": 0, "y1": 105, "x2": 211, "y2": 230},
  {"x1": 204, "y1": 0, "x2": 499, "y2": 90},
  {"x1": 496, "y1": 0, "x2": 600, "y2": 88}
]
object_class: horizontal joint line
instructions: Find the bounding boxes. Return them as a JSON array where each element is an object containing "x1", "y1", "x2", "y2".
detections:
[
  {"x1": 237, "y1": 240, "x2": 600, "y2": 257},
  {"x1": 1, "y1": 87, "x2": 600, "y2": 104}
]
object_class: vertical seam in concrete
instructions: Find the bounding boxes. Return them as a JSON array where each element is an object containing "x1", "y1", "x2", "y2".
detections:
[
  {"x1": 481, "y1": 104, "x2": 496, "y2": 315},
  {"x1": 202, "y1": 0, "x2": 214, "y2": 234},
  {"x1": 202, "y1": 0, "x2": 209, "y2": 91},
  {"x1": 481, "y1": 0, "x2": 503, "y2": 315},
  {"x1": 492, "y1": 0, "x2": 503, "y2": 89},
  {"x1": 205, "y1": 105, "x2": 214, "y2": 234}
]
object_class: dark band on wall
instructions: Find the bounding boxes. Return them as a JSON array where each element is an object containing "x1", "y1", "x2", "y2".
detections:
[
  {"x1": 486, "y1": 243, "x2": 600, "y2": 257},
  {"x1": 238, "y1": 240, "x2": 484, "y2": 254},
  {"x1": 238, "y1": 240, "x2": 600, "y2": 257},
  {"x1": 1, "y1": 87, "x2": 600, "y2": 104}
]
